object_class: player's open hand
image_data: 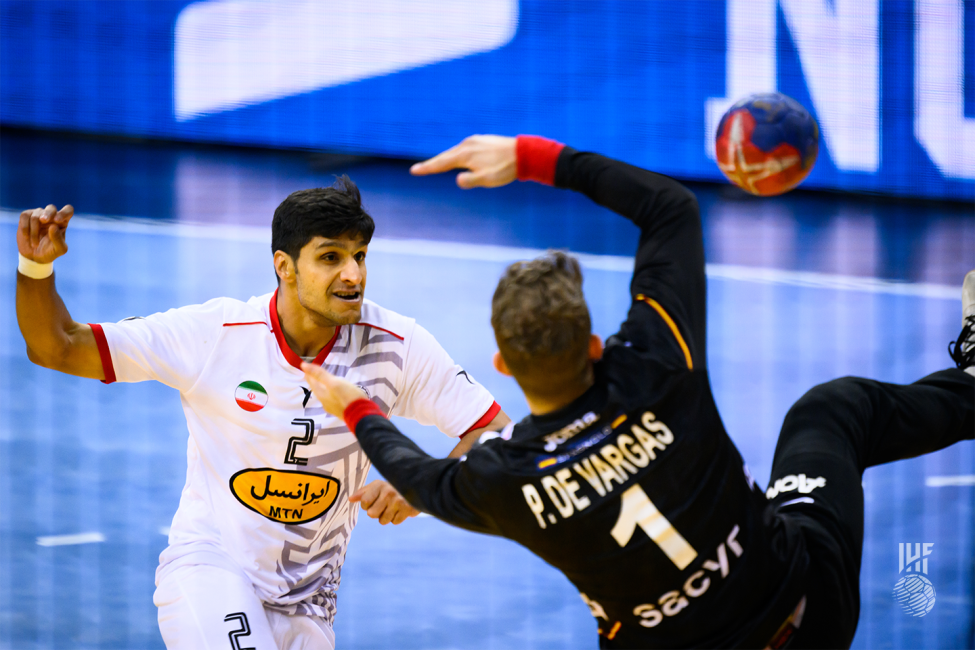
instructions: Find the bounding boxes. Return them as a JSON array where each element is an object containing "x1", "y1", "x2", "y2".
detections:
[
  {"x1": 350, "y1": 479, "x2": 420, "y2": 525},
  {"x1": 410, "y1": 135, "x2": 516, "y2": 189},
  {"x1": 301, "y1": 362, "x2": 365, "y2": 418},
  {"x1": 17, "y1": 204, "x2": 74, "y2": 264}
]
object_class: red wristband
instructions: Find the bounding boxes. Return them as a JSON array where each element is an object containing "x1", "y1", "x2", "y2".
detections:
[
  {"x1": 343, "y1": 398, "x2": 385, "y2": 434},
  {"x1": 516, "y1": 135, "x2": 564, "y2": 186}
]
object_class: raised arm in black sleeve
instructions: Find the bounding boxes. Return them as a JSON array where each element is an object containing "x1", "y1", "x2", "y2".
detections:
[
  {"x1": 555, "y1": 148, "x2": 707, "y2": 370},
  {"x1": 352, "y1": 139, "x2": 707, "y2": 545},
  {"x1": 353, "y1": 414, "x2": 502, "y2": 536}
]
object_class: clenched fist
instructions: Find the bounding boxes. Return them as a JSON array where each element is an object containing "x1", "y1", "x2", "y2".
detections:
[{"x1": 18, "y1": 204, "x2": 74, "y2": 265}]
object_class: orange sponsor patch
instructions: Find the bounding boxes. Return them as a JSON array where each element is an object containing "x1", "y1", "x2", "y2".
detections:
[{"x1": 230, "y1": 469, "x2": 340, "y2": 525}]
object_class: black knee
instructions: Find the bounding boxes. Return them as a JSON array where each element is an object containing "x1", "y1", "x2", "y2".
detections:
[
  {"x1": 785, "y1": 377, "x2": 871, "y2": 426},
  {"x1": 776, "y1": 377, "x2": 876, "y2": 466}
]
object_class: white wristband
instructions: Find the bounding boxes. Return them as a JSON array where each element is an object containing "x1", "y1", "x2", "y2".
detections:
[{"x1": 18, "y1": 253, "x2": 54, "y2": 280}]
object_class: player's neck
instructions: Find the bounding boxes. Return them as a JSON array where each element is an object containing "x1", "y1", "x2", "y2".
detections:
[
  {"x1": 524, "y1": 374, "x2": 594, "y2": 416},
  {"x1": 275, "y1": 288, "x2": 337, "y2": 358}
]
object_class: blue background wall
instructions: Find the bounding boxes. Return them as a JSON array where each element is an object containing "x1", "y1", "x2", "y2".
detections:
[{"x1": 2, "y1": 0, "x2": 973, "y2": 200}]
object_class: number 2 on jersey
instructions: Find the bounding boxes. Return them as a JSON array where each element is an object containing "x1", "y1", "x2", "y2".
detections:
[
  {"x1": 611, "y1": 484, "x2": 697, "y2": 570},
  {"x1": 285, "y1": 418, "x2": 315, "y2": 465},
  {"x1": 223, "y1": 612, "x2": 255, "y2": 650}
]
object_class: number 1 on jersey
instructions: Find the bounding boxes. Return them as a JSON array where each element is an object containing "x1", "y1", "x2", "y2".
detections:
[{"x1": 611, "y1": 484, "x2": 697, "y2": 570}]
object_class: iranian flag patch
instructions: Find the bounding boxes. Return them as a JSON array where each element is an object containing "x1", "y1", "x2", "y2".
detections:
[{"x1": 236, "y1": 380, "x2": 268, "y2": 412}]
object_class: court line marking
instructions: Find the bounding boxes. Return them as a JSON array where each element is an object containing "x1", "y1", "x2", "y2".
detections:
[
  {"x1": 925, "y1": 475, "x2": 975, "y2": 487},
  {"x1": 0, "y1": 211, "x2": 961, "y2": 300},
  {"x1": 36, "y1": 532, "x2": 106, "y2": 547},
  {"x1": 159, "y1": 526, "x2": 171, "y2": 536}
]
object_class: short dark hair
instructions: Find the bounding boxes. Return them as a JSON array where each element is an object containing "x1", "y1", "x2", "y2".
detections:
[
  {"x1": 491, "y1": 251, "x2": 592, "y2": 397},
  {"x1": 271, "y1": 176, "x2": 376, "y2": 263}
]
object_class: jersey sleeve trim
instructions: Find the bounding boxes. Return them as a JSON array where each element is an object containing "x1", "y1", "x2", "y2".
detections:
[
  {"x1": 461, "y1": 400, "x2": 502, "y2": 437},
  {"x1": 344, "y1": 398, "x2": 386, "y2": 432},
  {"x1": 635, "y1": 294, "x2": 694, "y2": 370},
  {"x1": 516, "y1": 135, "x2": 564, "y2": 186},
  {"x1": 269, "y1": 289, "x2": 340, "y2": 369},
  {"x1": 222, "y1": 321, "x2": 269, "y2": 328},
  {"x1": 88, "y1": 323, "x2": 117, "y2": 384}
]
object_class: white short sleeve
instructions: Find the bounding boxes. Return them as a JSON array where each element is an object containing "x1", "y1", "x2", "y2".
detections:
[
  {"x1": 393, "y1": 324, "x2": 497, "y2": 437},
  {"x1": 93, "y1": 298, "x2": 226, "y2": 392}
]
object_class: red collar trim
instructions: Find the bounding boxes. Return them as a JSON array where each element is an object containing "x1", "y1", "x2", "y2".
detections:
[{"x1": 269, "y1": 289, "x2": 341, "y2": 370}]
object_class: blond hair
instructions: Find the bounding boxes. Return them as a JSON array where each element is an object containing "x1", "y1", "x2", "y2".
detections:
[{"x1": 491, "y1": 252, "x2": 592, "y2": 397}]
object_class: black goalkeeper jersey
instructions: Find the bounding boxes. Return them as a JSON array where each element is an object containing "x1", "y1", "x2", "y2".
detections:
[{"x1": 354, "y1": 147, "x2": 809, "y2": 648}]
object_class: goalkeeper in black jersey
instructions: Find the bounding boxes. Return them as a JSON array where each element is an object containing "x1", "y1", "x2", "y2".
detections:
[{"x1": 302, "y1": 135, "x2": 975, "y2": 649}]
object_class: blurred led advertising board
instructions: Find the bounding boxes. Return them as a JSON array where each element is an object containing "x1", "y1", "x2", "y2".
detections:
[{"x1": 1, "y1": 0, "x2": 973, "y2": 200}]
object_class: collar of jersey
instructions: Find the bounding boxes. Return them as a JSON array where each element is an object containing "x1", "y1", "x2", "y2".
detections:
[
  {"x1": 526, "y1": 381, "x2": 608, "y2": 435},
  {"x1": 269, "y1": 289, "x2": 340, "y2": 370}
]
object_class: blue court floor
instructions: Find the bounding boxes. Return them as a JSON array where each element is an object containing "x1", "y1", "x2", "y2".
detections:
[{"x1": 0, "y1": 129, "x2": 973, "y2": 649}]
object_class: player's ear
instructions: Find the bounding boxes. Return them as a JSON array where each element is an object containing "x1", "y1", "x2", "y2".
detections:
[
  {"x1": 273, "y1": 250, "x2": 296, "y2": 285},
  {"x1": 588, "y1": 334, "x2": 604, "y2": 361},
  {"x1": 492, "y1": 351, "x2": 513, "y2": 377}
]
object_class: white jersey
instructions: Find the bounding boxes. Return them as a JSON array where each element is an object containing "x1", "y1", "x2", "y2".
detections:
[{"x1": 90, "y1": 291, "x2": 497, "y2": 623}]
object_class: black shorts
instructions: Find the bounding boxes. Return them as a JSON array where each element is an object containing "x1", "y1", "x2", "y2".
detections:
[{"x1": 764, "y1": 369, "x2": 974, "y2": 649}]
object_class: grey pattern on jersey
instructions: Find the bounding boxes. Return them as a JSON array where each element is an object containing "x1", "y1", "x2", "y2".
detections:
[{"x1": 265, "y1": 324, "x2": 404, "y2": 623}]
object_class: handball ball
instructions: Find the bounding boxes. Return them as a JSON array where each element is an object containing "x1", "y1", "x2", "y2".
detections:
[
  {"x1": 715, "y1": 92, "x2": 819, "y2": 196},
  {"x1": 892, "y1": 574, "x2": 937, "y2": 617}
]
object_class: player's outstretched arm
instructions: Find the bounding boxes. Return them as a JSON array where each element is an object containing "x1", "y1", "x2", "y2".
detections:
[
  {"x1": 297, "y1": 364, "x2": 418, "y2": 523},
  {"x1": 16, "y1": 205, "x2": 103, "y2": 379},
  {"x1": 302, "y1": 362, "x2": 498, "y2": 534},
  {"x1": 416, "y1": 133, "x2": 707, "y2": 371}
]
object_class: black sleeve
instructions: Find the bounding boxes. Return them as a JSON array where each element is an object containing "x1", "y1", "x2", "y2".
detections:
[
  {"x1": 555, "y1": 148, "x2": 707, "y2": 370},
  {"x1": 354, "y1": 414, "x2": 502, "y2": 536}
]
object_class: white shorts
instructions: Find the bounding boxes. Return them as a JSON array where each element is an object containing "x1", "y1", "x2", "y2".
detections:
[{"x1": 154, "y1": 564, "x2": 335, "y2": 650}]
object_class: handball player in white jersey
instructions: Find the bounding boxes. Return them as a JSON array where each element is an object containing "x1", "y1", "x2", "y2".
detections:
[{"x1": 15, "y1": 178, "x2": 508, "y2": 650}]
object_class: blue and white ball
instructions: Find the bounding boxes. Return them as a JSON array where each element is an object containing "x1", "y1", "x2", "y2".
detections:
[{"x1": 892, "y1": 574, "x2": 937, "y2": 617}]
